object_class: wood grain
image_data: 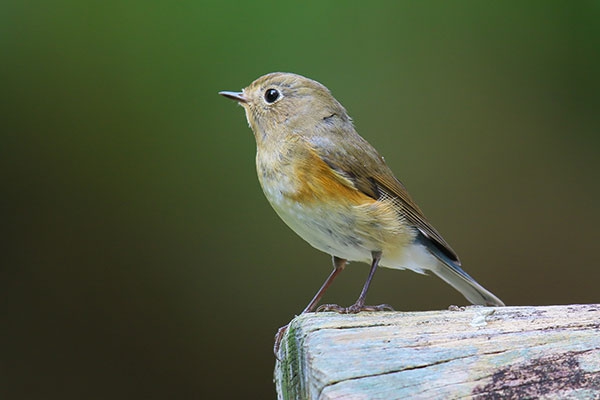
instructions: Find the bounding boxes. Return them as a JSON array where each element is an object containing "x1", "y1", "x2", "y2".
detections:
[{"x1": 274, "y1": 304, "x2": 600, "y2": 399}]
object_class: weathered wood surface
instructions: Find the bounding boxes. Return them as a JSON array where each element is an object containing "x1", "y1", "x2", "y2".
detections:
[{"x1": 274, "y1": 304, "x2": 600, "y2": 400}]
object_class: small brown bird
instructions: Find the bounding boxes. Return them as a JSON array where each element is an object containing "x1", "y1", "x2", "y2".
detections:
[{"x1": 220, "y1": 72, "x2": 504, "y2": 348}]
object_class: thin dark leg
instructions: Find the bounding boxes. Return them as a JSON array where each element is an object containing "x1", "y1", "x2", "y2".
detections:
[
  {"x1": 301, "y1": 256, "x2": 347, "y2": 313},
  {"x1": 352, "y1": 251, "x2": 383, "y2": 309},
  {"x1": 274, "y1": 256, "x2": 347, "y2": 358},
  {"x1": 318, "y1": 251, "x2": 394, "y2": 314}
]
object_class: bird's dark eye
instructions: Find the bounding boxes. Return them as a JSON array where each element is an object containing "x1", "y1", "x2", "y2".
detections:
[{"x1": 264, "y1": 88, "x2": 280, "y2": 103}]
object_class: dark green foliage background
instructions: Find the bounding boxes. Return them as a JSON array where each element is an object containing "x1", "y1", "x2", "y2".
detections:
[{"x1": 3, "y1": 1, "x2": 599, "y2": 398}]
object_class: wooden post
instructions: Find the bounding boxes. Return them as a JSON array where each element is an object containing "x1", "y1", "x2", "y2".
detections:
[{"x1": 274, "y1": 304, "x2": 600, "y2": 399}]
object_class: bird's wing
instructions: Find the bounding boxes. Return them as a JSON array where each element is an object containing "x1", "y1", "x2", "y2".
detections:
[
  {"x1": 311, "y1": 134, "x2": 461, "y2": 266},
  {"x1": 371, "y1": 171, "x2": 461, "y2": 266}
]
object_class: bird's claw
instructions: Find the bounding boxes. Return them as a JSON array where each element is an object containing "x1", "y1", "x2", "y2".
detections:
[
  {"x1": 273, "y1": 324, "x2": 289, "y2": 360},
  {"x1": 317, "y1": 303, "x2": 394, "y2": 314}
]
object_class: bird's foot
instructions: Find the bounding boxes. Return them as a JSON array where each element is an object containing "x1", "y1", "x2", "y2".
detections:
[
  {"x1": 273, "y1": 324, "x2": 289, "y2": 360},
  {"x1": 317, "y1": 302, "x2": 394, "y2": 314}
]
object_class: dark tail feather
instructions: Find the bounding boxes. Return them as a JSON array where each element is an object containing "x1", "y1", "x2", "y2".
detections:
[{"x1": 416, "y1": 233, "x2": 505, "y2": 306}]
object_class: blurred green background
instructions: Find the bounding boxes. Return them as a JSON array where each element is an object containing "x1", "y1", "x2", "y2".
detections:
[{"x1": 2, "y1": 1, "x2": 599, "y2": 398}]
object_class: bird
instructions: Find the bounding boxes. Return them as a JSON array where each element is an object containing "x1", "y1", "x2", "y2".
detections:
[{"x1": 219, "y1": 72, "x2": 504, "y2": 350}]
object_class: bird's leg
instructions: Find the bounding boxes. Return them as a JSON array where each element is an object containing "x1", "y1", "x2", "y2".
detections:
[
  {"x1": 301, "y1": 256, "x2": 347, "y2": 313},
  {"x1": 318, "y1": 251, "x2": 394, "y2": 314},
  {"x1": 274, "y1": 256, "x2": 347, "y2": 357}
]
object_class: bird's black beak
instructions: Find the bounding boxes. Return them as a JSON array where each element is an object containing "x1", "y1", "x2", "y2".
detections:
[{"x1": 219, "y1": 91, "x2": 247, "y2": 103}]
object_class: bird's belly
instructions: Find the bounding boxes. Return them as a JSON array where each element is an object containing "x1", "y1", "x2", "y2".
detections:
[
  {"x1": 266, "y1": 192, "x2": 415, "y2": 265},
  {"x1": 273, "y1": 199, "x2": 372, "y2": 262}
]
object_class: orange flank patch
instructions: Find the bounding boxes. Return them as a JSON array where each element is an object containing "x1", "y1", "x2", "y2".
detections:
[{"x1": 287, "y1": 148, "x2": 372, "y2": 207}]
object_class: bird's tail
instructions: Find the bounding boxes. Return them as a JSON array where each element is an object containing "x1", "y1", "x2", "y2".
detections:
[
  {"x1": 431, "y1": 262, "x2": 505, "y2": 306},
  {"x1": 416, "y1": 233, "x2": 505, "y2": 306}
]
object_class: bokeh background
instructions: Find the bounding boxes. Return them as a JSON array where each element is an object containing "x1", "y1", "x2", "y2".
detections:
[{"x1": 3, "y1": 1, "x2": 599, "y2": 399}]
